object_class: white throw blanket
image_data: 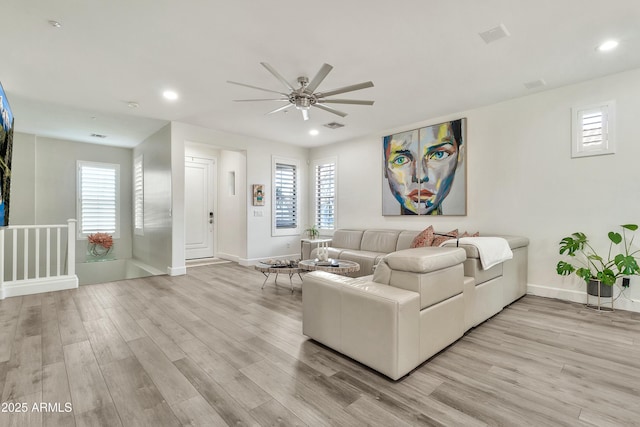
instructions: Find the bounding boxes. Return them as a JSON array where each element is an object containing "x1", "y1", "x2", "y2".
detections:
[{"x1": 441, "y1": 237, "x2": 513, "y2": 270}]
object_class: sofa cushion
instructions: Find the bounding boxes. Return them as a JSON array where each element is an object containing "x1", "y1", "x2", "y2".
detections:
[
  {"x1": 396, "y1": 230, "x2": 421, "y2": 251},
  {"x1": 339, "y1": 250, "x2": 387, "y2": 276},
  {"x1": 390, "y1": 264, "x2": 464, "y2": 309},
  {"x1": 385, "y1": 247, "x2": 466, "y2": 273},
  {"x1": 442, "y1": 235, "x2": 529, "y2": 259},
  {"x1": 410, "y1": 226, "x2": 434, "y2": 248},
  {"x1": 331, "y1": 230, "x2": 364, "y2": 250},
  {"x1": 360, "y1": 230, "x2": 401, "y2": 253},
  {"x1": 432, "y1": 229, "x2": 458, "y2": 247}
]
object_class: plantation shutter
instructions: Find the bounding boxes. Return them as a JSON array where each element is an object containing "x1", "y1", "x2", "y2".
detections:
[
  {"x1": 78, "y1": 162, "x2": 119, "y2": 237},
  {"x1": 315, "y1": 162, "x2": 335, "y2": 230},
  {"x1": 134, "y1": 155, "x2": 144, "y2": 234},
  {"x1": 579, "y1": 107, "x2": 607, "y2": 147},
  {"x1": 275, "y1": 163, "x2": 297, "y2": 229},
  {"x1": 572, "y1": 101, "x2": 615, "y2": 158}
]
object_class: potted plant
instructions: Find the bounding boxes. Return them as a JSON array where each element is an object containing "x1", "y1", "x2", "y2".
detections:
[
  {"x1": 304, "y1": 225, "x2": 320, "y2": 240},
  {"x1": 556, "y1": 224, "x2": 640, "y2": 298}
]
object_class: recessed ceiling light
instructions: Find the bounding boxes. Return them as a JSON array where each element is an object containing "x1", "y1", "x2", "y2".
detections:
[
  {"x1": 309, "y1": 129, "x2": 319, "y2": 136},
  {"x1": 127, "y1": 101, "x2": 139, "y2": 108},
  {"x1": 597, "y1": 40, "x2": 619, "y2": 52},
  {"x1": 48, "y1": 20, "x2": 62, "y2": 28},
  {"x1": 163, "y1": 90, "x2": 178, "y2": 101}
]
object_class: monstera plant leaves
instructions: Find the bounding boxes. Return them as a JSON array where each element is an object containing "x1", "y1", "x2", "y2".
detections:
[
  {"x1": 608, "y1": 232, "x2": 622, "y2": 244},
  {"x1": 615, "y1": 254, "x2": 640, "y2": 275},
  {"x1": 596, "y1": 269, "x2": 617, "y2": 286},
  {"x1": 559, "y1": 232, "x2": 587, "y2": 256},
  {"x1": 556, "y1": 261, "x2": 576, "y2": 276}
]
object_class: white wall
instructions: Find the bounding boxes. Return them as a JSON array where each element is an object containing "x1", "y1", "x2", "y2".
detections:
[
  {"x1": 171, "y1": 122, "x2": 308, "y2": 265},
  {"x1": 310, "y1": 67, "x2": 640, "y2": 311},
  {"x1": 10, "y1": 132, "x2": 36, "y2": 225},
  {"x1": 7, "y1": 133, "x2": 133, "y2": 280},
  {"x1": 218, "y1": 149, "x2": 247, "y2": 261},
  {"x1": 35, "y1": 135, "x2": 133, "y2": 263},
  {"x1": 133, "y1": 124, "x2": 172, "y2": 273}
]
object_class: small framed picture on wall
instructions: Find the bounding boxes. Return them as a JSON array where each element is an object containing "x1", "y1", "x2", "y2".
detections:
[{"x1": 253, "y1": 184, "x2": 265, "y2": 206}]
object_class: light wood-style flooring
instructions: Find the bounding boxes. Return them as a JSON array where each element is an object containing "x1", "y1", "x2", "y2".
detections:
[{"x1": 1, "y1": 262, "x2": 639, "y2": 426}]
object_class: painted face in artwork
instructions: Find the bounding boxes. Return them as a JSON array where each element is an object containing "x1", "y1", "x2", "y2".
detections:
[{"x1": 384, "y1": 122, "x2": 461, "y2": 215}]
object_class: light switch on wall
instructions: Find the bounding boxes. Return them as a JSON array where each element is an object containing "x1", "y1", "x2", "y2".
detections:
[{"x1": 253, "y1": 210, "x2": 263, "y2": 217}]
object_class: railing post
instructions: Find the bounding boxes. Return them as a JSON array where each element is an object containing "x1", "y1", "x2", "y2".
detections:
[{"x1": 67, "y1": 219, "x2": 76, "y2": 276}]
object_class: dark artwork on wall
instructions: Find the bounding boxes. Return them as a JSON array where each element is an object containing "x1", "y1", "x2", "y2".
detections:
[
  {"x1": 382, "y1": 118, "x2": 467, "y2": 216},
  {"x1": 0, "y1": 81, "x2": 14, "y2": 227}
]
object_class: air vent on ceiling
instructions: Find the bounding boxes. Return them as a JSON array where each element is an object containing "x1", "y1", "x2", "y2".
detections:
[
  {"x1": 524, "y1": 79, "x2": 547, "y2": 90},
  {"x1": 479, "y1": 24, "x2": 510, "y2": 44},
  {"x1": 323, "y1": 122, "x2": 345, "y2": 129},
  {"x1": 90, "y1": 133, "x2": 107, "y2": 138}
]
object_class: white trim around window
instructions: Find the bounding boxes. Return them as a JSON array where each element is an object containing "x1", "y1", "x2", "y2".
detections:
[
  {"x1": 272, "y1": 156, "x2": 300, "y2": 237},
  {"x1": 311, "y1": 157, "x2": 337, "y2": 232},
  {"x1": 571, "y1": 100, "x2": 616, "y2": 158},
  {"x1": 133, "y1": 154, "x2": 144, "y2": 236},
  {"x1": 76, "y1": 160, "x2": 121, "y2": 239}
]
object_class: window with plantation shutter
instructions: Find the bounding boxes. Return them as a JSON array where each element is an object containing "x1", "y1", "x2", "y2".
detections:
[
  {"x1": 134, "y1": 155, "x2": 144, "y2": 235},
  {"x1": 272, "y1": 157, "x2": 300, "y2": 236},
  {"x1": 313, "y1": 158, "x2": 337, "y2": 230},
  {"x1": 572, "y1": 101, "x2": 615, "y2": 158},
  {"x1": 77, "y1": 161, "x2": 120, "y2": 238}
]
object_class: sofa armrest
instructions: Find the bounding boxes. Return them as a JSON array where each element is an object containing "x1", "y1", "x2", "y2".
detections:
[{"x1": 302, "y1": 271, "x2": 420, "y2": 380}]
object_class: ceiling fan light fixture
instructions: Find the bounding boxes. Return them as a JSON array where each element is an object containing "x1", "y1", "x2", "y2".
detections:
[{"x1": 228, "y1": 63, "x2": 374, "y2": 121}]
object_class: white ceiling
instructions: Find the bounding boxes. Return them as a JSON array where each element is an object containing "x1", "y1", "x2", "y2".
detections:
[{"x1": 3, "y1": 0, "x2": 640, "y2": 148}]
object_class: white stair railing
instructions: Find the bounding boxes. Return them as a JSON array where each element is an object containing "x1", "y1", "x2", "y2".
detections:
[{"x1": 0, "y1": 219, "x2": 78, "y2": 299}]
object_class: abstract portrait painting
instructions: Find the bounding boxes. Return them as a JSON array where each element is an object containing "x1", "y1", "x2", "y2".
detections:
[
  {"x1": 382, "y1": 118, "x2": 466, "y2": 216},
  {"x1": 0, "y1": 82, "x2": 14, "y2": 227}
]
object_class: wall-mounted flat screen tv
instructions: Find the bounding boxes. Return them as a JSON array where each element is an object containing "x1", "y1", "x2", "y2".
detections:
[{"x1": 0, "y1": 81, "x2": 14, "y2": 227}]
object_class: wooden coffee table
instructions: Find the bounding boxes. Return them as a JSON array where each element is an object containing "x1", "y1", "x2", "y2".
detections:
[
  {"x1": 254, "y1": 263, "x2": 302, "y2": 292},
  {"x1": 298, "y1": 259, "x2": 360, "y2": 275}
]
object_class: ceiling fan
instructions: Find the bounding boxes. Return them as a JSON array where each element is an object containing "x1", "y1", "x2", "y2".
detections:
[{"x1": 227, "y1": 63, "x2": 374, "y2": 121}]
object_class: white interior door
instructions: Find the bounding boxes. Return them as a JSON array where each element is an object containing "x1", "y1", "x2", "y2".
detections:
[{"x1": 185, "y1": 156, "x2": 216, "y2": 259}]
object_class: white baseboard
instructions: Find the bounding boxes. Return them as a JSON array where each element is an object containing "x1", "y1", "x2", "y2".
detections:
[
  {"x1": 528, "y1": 283, "x2": 640, "y2": 313},
  {"x1": 1, "y1": 276, "x2": 78, "y2": 299},
  {"x1": 167, "y1": 266, "x2": 187, "y2": 276},
  {"x1": 216, "y1": 252, "x2": 241, "y2": 264}
]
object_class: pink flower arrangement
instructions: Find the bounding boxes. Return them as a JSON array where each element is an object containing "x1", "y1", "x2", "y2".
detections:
[{"x1": 87, "y1": 232, "x2": 113, "y2": 249}]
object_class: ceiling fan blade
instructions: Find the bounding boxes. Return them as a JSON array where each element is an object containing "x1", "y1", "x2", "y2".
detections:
[
  {"x1": 304, "y1": 63, "x2": 333, "y2": 94},
  {"x1": 317, "y1": 99, "x2": 374, "y2": 105},
  {"x1": 312, "y1": 103, "x2": 348, "y2": 118},
  {"x1": 261, "y1": 62, "x2": 296, "y2": 92},
  {"x1": 317, "y1": 81, "x2": 374, "y2": 98},
  {"x1": 266, "y1": 104, "x2": 294, "y2": 115},
  {"x1": 233, "y1": 98, "x2": 289, "y2": 102},
  {"x1": 227, "y1": 80, "x2": 288, "y2": 96},
  {"x1": 301, "y1": 109, "x2": 309, "y2": 121}
]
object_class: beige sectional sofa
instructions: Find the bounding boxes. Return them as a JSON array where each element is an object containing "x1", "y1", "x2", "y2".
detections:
[{"x1": 302, "y1": 228, "x2": 529, "y2": 380}]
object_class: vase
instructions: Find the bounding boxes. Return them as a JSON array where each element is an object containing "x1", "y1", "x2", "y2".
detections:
[
  {"x1": 87, "y1": 243, "x2": 114, "y2": 261},
  {"x1": 586, "y1": 279, "x2": 613, "y2": 298}
]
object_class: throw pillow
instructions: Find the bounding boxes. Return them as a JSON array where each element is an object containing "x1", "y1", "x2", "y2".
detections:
[
  {"x1": 432, "y1": 229, "x2": 459, "y2": 246},
  {"x1": 460, "y1": 231, "x2": 480, "y2": 238},
  {"x1": 410, "y1": 225, "x2": 435, "y2": 248}
]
